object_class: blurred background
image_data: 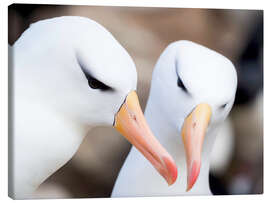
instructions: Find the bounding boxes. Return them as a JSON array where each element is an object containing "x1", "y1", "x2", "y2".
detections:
[{"x1": 8, "y1": 4, "x2": 263, "y2": 198}]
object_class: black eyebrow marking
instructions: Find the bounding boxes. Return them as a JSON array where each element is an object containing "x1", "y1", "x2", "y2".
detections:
[
  {"x1": 177, "y1": 77, "x2": 188, "y2": 92},
  {"x1": 77, "y1": 57, "x2": 113, "y2": 91},
  {"x1": 220, "y1": 103, "x2": 228, "y2": 109},
  {"x1": 175, "y1": 59, "x2": 189, "y2": 94}
]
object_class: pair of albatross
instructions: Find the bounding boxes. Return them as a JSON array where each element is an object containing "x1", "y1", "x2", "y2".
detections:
[{"x1": 9, "y1": 16, "x2": 237, "y2": 199}]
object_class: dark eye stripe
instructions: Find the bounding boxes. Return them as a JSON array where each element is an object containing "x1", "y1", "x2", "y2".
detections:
[
  {"x1": 220, "y1": 103, "x2": 228, "y2": 109},
  {"x1": 175, "y1": 60, "x2": 188, "y2": 94},
  {"x1": 85, "y1": 73, "x2": 112, "y2": 91},
  {"x1": 77, "y1": 59, "x2": 113, "y2": 91},
  {"x1": 177, "y1": 77, "x2": 188, "y2": 93}
]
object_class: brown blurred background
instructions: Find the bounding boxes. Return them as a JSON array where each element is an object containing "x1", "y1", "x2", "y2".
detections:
[{"x1": 8, "y1": 4, "x2": 263, "y2": 198}]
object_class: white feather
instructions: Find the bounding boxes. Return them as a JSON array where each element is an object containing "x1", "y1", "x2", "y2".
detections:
[
  {"x1": 112, "y1": 40, "x2": 237, "y2": 196},
  {"x1": 10, "y1": 16, "x2": 137, "y2": 199}
]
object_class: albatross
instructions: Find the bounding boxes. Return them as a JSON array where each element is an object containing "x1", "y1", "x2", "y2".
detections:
[
  {"x1": 112, "y1": 40, "x2": 237, "y2": 196},
  {"x1": 9, "y1": 16, "x2": 177, "y2": 199}
]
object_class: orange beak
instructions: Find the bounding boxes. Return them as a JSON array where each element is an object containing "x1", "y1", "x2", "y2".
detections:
[
  {"x1": 114, "y1": 91, "x2": 177, "y2": 185},
  {"x1": 181, "y1": 103, "x2": 212, "y2": 191}
]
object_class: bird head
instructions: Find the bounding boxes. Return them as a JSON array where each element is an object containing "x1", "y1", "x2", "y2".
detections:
[
  {"x1": 149, "y1": 40, "x2": 237, "y2": 191},
  {"x1": 18, "y1": 16, "x2": 177, "y2": 185}
]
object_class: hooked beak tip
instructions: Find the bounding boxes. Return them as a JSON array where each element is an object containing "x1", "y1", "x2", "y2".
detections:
[
  {"x1": 114, "y1": 91, "x2": 178, "y2": 186},
  {"x1": 186, "y1": 161, "x2": 201, "y2": 192},
  {"x1": 163, "y1": 156, "x2": 178, "y2": 186}
]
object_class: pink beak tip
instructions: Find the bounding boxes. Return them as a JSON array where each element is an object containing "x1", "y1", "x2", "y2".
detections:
[
  {"x1": 186, "y1": 161, "x2": 201, "y2": 192},
  {"x1": 163, "y1": 156, "x2": 178, "y2": 186}
]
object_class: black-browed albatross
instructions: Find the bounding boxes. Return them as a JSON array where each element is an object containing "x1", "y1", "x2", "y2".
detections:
[
  {"x1": 112, "y1": 40, "x2": 237, "y2": 196},
  {"x1": 9, "y1": 16, "x2": 177, "y2": 199}
]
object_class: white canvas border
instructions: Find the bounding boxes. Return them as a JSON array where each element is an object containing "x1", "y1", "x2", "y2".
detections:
[{"x1": 0, "y1": 0, "x2": 268, "y2": 203}]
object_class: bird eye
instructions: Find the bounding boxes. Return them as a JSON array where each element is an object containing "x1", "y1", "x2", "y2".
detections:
[
  {"x1": 86, "y1": 74, "x2": 112, "y2": 91},
  {"x1": 177, "y1": 77, "x2": 188, "y2": 93},
  {"x1": 77, "y1": 57, "x2": 113, "y2": 91},
  {"x1": 220, "y1": 103, "x2": 227, "y2": 109}
]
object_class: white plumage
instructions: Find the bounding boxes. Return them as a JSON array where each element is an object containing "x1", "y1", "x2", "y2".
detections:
[
  {"x1": 112, "y1": 40, "x2": 237, "y2": 196},
  {"x1": 10, "y1": 16, "x2": 136, "y2": 199},
  {"x1": 10, "y1": 16, "x2": 177, "y2": 199}
]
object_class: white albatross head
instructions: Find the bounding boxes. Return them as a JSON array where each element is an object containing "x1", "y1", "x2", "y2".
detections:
[
  {"x1": 148, "y1": 40, "x2": 237, "y2": 190},
  {"x1": 14, "y1": 16, "x2": 177, "y2": 185}
]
